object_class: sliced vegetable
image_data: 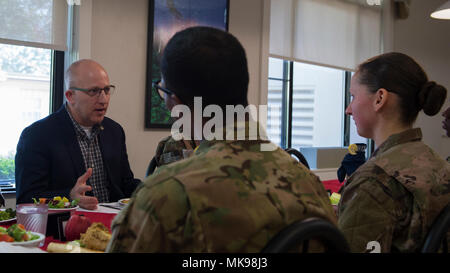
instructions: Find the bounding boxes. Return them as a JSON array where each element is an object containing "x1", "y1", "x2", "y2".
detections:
[
  {"x1": 0, "y1": 234, "x2": 14, "y2": 242},
  {"x1": 71, "y1": 199, "x2": 79, "y2": 207},
  {"x1": 8, "y1": 224, "x2": 27, "y2": 241},
  {"x1": 2, "y1": 224, "x2": 41, "y2": 242}
]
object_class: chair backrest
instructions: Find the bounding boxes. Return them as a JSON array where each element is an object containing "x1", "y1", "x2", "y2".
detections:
[
  {"x1": 145, "y1": 156, "x2": 158, "y2": 177},
  {"x1": 421, "y1": 204, "x2": 450, "y2": 253},
  {"x1": 285, "y1": 148, "x2": 310, "y2": 169},
  {"x1": 261, "y1": 217, "x2": 350, "y2": 253}
]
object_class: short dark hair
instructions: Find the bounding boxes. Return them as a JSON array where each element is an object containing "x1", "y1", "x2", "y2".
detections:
[
  {"x1": 357, "y1": 52, "x2": 447, "y2": 125},
  {"x1": 160, "y1": 26, "x2": 249, "y2": 109}
]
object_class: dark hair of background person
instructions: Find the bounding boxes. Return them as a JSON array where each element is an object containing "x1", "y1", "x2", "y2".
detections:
[
  {"x1": 357, "y1": 52, "x2": 447, "y2": 125},
  {"x1": 160, "y1": 26, "x2": 249, "y2": 109}
]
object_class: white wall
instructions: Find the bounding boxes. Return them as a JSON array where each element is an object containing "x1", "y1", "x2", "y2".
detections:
[
  {"x1": 393, "y1": 0, "x2": 450, "y2": 159},
  {"x1": 80, "y1": 0, "x2": 269, "y2": 180}
]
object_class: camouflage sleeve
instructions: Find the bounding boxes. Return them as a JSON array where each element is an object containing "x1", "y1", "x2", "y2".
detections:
[
  {"x1": 338, "y1": 177, "x2": 398, "y2": 253},
  {"x1": 106, "y1": 177, "x2": 193, "y2": 252}
]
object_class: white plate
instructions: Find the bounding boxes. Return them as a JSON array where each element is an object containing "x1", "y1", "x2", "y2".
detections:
[
  {"x1": 0, "y1": 242, "x2": 47, "y2": 253},
  {"x1": 10, "y1": 232, "x2": 45, "y2": 248},
  {"x1": 118, "y1": 198, "x2": 130, "y2": 206},
  {"x1": 48, "y1": 206, "x2": 79, "y2": 213},
  {"x1": 0, "y1": 217, "x2": 16, "y2": 224},
  {"x1": 0, "y1": 209, "x2": 16, "y2": 224}
]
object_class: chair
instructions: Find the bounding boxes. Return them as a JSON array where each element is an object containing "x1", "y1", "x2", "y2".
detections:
[
  {"x1": 145, "y1": 156, "x2": 158, "y2": 177},
  {"x1": 421, "y1": 204, "x2": 450, "y2": 253},
  {"x1": 261, "y1": 217, "x2": 350, "y2": 253},
  {"x1": 285, "y1": 148, "x2": 310, "y2": 169}
]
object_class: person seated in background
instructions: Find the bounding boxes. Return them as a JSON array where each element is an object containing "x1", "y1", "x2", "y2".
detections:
[
  {"x1": 337, "y1": 143, "x2": 367, "y2": 184},
  {"x1": 15, "y1": 59, "x2": 141, "y2": 210},
  {"x1": 107, "y1": 26, "x2": 336, "y2": 253},
  {"x1": 338, "y1": 52, "x2": 450, "y2": 253}
]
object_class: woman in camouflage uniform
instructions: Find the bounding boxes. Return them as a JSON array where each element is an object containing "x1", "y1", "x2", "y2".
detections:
[{"x1": 338, "y1": 52, "x2": 449, "y2": 252}]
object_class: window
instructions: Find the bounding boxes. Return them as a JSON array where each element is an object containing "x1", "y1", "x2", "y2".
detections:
[
  {"x1": 267, "y1": 57, "x2": 370, "y2": 156},
  {"x1": 267, "y1": 58, "x2": 287, "y2": 147},
  {"x1": 0, "y1": 44, "x2": 64, "y2": 193},
  {"x1": 267, "y1": 0, "x2": 383, "y2": 168},
  {"x1": 291, "y1": 62, "x2": 345, "y2": 148},
  {"x1": 0, "y1": 0, "x2": 69, "y2": 193}
]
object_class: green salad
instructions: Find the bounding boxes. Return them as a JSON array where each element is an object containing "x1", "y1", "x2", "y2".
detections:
[
  {"x1": 0, "y1": 224, "x2": 41, "y2": 242},
  {"x1": 0, "y1": 208, "x2": 16, "y2": 221},
  {"x1": 32, "y1": 196, "x2": 79, "y2": 209}
]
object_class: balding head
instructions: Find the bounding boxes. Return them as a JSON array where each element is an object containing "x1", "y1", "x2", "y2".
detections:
[
  {"x1": 65, "y1": 59, "x2": 109, "y2": 91},
  {"x1": 64, "y1": 59, "x2": 111, "y2": 127}
]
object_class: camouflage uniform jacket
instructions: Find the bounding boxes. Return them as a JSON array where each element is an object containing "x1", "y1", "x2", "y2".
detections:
[
  {"x1": 154, "y1": 136, "x2": 198, "y2": 167},
  {"x1": 107, "y1": 124, "x2": 336, "y2": 252},
  {"x1": 338, "y1": 128, "x2": 450, "y2": 252}
]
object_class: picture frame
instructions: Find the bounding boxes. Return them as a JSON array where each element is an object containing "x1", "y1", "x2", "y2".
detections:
[{"x1": 145, "y1": 0, "x2": 230, "y2": 129}]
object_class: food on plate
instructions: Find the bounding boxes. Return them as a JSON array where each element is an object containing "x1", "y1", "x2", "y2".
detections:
[
  {"x1": 80, "y1": 222, "x2": 112, "y2": 251},
  {"x1": 32, "y1": 196, "x2": 79, "y2": 209},
  {"x1": 48, "y1": 222, "x2": 112, "y2": 253},
  {"x1": 47, "y1": 241, "x2": 103, "y2": 253},
  {"x1": 119, "y1": 198, "x2": 130, "y2": 205},
  {"x1": 0, "y1": 208, "x2": 16, "y2": 221},
  {"x1": 65, "y1": 214, "x2": 92, "y2": 241},
  {"x1": 329, "y1": 192, "x2": 341, "y2": 205},
  {"x1": 0, "y1": 224, "x2": 41, "y2": 243}
]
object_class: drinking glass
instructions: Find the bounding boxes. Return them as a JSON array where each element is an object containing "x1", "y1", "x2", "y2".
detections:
[{"x1": 16, "y1": 204, "x2": 48, "y2": 246}]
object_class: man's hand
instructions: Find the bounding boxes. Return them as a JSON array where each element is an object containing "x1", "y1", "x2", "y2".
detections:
[{"x1": 70, "y1": 168, "x2": 98, "y2": 210}]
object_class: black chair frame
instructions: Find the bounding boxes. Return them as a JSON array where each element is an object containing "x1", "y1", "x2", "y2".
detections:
[
  {"x1": 421, "y1": 204, "x2": 450, "y2": 253},
  {"x1": 262, "y1": 217, "x2": 350, "y2": 253},
  {"x1": 145, "y1": 156, "x2": 158, "y2": 177},
  {"x1": 285, "y1": 148, "x2": 310, "y2": 169}
]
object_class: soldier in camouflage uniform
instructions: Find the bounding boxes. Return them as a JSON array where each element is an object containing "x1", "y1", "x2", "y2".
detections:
[
  {"x1": 107, "y1": 26, "x2": 336, "y2": 252},
  {"x1": 154, "y1": 136, "x2": 199, "y2": 167},
  {"x1": 338, "y1": 52, "x2": 450, "y2": 253}
]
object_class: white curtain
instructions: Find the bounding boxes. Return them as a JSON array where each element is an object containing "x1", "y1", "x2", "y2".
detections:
[
  {"x1": 270, "y1": 0, "x2": 383, "y2": 71},
  {"x1": 0, "y1": 0, "x2": 68, "y2": 51}
]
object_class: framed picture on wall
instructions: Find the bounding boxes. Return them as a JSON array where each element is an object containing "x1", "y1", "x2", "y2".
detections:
[{"x1": 145, "y1": 0, "x2": 230, "y2": 129}]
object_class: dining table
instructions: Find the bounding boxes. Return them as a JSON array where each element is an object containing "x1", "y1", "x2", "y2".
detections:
[
  {"x1": 322, "y1": 179, "x2": 343, "y2": 194},
  {"x1": 0, "y1": 179, "x2": 343, "y2": 252},
  {"x1": 0, "y1": 202, "x2": 121, "y2": 252}
]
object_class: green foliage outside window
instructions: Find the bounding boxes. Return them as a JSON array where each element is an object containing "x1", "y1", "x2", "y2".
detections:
[{"x1": 0, "y1": 154, "x2": 14, "y2": 180}]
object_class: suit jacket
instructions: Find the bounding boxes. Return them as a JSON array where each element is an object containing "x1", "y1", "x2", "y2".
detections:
[{"x1": 15, "y1": 106, "x2": 141, "y2": 204}]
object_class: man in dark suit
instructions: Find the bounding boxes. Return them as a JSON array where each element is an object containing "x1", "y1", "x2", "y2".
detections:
[{"x1": 15, "y1": 59, "x2": 140, "y2": 210}]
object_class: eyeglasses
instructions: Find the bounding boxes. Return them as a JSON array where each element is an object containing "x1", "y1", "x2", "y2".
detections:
[
  {"x1": 152, "y1": 80, "x2": 174, "y2": 100},
  {"x1": 70, "y1": 85, "x2": 116, "y2": 97}
]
